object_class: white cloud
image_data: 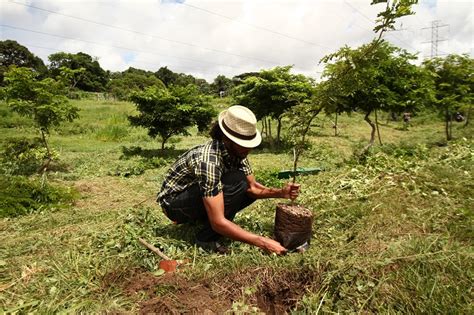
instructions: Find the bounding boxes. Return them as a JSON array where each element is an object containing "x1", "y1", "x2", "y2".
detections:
[{"x1": 1, "y1": 0, "x2": 472, "y2": 81}]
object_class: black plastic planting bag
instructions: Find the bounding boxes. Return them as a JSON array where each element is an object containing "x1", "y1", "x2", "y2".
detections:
[{"x1": 274, "y1": 203, "x2": 313, "y2": 251}]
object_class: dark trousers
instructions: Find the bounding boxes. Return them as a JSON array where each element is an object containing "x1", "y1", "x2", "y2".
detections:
[{"x1": 162, "y1": 171, "x2": 255, "y2": 242}]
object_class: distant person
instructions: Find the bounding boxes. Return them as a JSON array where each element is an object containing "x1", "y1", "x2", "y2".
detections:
[
  {"x1": 157, "y1": 105, "x2": 299, "y2": 255},
  {"x1": 402, "y1": 112, "x2": 411, "y2": 129},
  {"x1": 454, "y1": 112, "x2": 465, "y2": 122}
]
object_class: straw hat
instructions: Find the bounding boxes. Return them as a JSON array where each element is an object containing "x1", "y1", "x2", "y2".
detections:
[{"x1": 218, "y1": 105, "x2": 262, "y2": 148}]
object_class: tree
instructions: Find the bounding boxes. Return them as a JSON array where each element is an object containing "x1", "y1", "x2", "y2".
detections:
[
  {"x1": 233, "y1": 66, "x2": 315, "y2": 144},
  {"x1": 423, "y1": 54, "x2": 474, "y2": 140},
  {"x1": 128, "y1": 85, "x2": 216, "y2": 150},
  {"x1": 0, "y1": 40, "x2": 47, "y2": 85},
  {"x1": 210, "y1": 75, "x2": 233, "y2": 96},
  {"x1": 318, "y1": 0, "x2": 425, "y2": 152},
  {"x1": 107, "y1": 67, "x2": 165, "y2": 100},
  {"x1": 155, "y1": 66, "x2": 178, "y2": 87},
  {"x1": 2, "y1": 67, "x2": 79, "y2": 172},
  {"x1": 48, "y1": 52, "x2": 108, "y2": 91},
  {"x1": 321, "y1": 41, "x2": 431, "y2": 149}
]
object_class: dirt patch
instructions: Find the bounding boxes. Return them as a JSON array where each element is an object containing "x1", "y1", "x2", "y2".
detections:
[
  {"x1": 104, "y1": 265, "x2": 322, "y2": 314},
  {"x1": 74, "y1": 177, "x2": 156, "y2": 211}
]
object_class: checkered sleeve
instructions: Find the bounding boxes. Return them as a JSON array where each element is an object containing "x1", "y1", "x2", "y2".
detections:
[
  {"x1": 195, "y1": 161, "x2": 223, "y2": 198},
  {"x1": 240, "y1": 158, "x2": 253, "y2": 176}
]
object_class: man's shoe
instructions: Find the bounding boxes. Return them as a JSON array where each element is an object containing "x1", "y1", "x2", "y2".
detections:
[{"x1": 196, "y1": 240, "x2": 230, "y2": 254}]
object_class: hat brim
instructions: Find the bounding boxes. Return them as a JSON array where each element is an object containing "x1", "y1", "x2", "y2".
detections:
[{"x1": 218, "y1": 111, "x2": 262, "y2": 149}]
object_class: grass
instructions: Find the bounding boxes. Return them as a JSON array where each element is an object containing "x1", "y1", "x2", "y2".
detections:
[{"x1": 0, "y1": 98, "x2": 473, "y2": 313}]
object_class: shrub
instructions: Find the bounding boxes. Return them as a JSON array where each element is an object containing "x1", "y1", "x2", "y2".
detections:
[
  {"x1": 0, "y1": 137, "x2": 53, "y2": 175},
  {"x1": 0, "y1": 176, "x2": 77, "y2": 218}
]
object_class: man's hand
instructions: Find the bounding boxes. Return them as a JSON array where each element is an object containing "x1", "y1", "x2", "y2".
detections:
[
  {"x1": 257, "y1": 236, "x2": 287, "y2": 255},
  {"x1": 281, "y1": 182, "x2": 300, "y2": 200}
]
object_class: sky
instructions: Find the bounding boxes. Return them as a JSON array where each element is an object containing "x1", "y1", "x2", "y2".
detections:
[{"x1": 1, "y1": 0, "x2": 473, "y2": 82}]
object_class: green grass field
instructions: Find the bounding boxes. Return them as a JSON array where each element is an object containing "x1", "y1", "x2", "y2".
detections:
[{"x1": 0, "y1": 98, "x2": 472, "y2": 313}]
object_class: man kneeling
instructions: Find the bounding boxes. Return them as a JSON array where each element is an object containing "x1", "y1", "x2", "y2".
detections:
[{"x1": 157, "y1": 105, "x2": 299, "y2": 255}]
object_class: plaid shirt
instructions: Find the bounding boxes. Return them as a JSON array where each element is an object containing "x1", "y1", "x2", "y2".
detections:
[{"x1": 157, "y1": 139, "x2": 253, "y2": 207}]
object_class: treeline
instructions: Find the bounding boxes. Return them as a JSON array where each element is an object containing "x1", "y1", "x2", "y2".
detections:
[{"x1": 0, "y1": 40, "x2": 236, "y2": 99}]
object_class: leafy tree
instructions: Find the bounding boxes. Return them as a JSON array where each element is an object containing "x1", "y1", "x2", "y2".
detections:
[
  {"x1": 48, "y1": 52, "x2": 108, "y2": 92},
  {"x1": 423, "y1": 54, "x2": 474, "y2": 140},
  {"x1": 2, "y1": 67, "x2": 79, "y2": 172},
  {"x1": 155, "y1": 66, "x2": 211, "y2": 94},
  {"x1": 211, "y1": 75, "x2": 233, "y2": 96},
  {"x1": 0, "y1": 40, "x2": 47, "y2": 85},
  {"x1": 233, "y1": 66, "x2": 314, "y2": 144},
  {"x1": 319, "y1": 0, "x2": 425, "y2": 151},
  {"x1": 155, "y1": 66, "x2": 178, "y2": 87},
  {"x1": 232, "y1": 72, "x2": 260, "y2": 86},
  {"x1": 194, "y1": 78, "x2": 212, "y2": 95},
  {"x1": 128, "y1": 85, "x2": 215, "y2": 150},
  {"x1": 107, "y1": 67, "x2": 165, "y2": 100},
  {"x1": 321, "y1": 41, "x2": 431, "y2": 149}
]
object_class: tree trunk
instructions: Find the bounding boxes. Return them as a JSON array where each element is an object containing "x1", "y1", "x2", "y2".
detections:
[
  {"x1": 334, "y1": 112, "x2": 338, "y2": 136},
  {"x1": 267, "y1": 118, "x2": 274, "y2": 147},
  {"x1": 37, "y1": 129, "x2": 52, "y2": 174},
  {"x1": 276, "y1": 117, "x2": 282, "y2": 145},
  {"x1": 375, "y1": 109, "x2": 382, "y2": 145},
  {"x1": 161, "y1": 136, "x2": 169, "y2": 150},
  {"x1": 464, "y1": 106, "x2": 471, "y2": 127},
  {"x1": 445, "y1": 109, "x2": 452, "y2": 141},
  {"x1": 261, "y1": 119, "x2": 266, "y2": 138},
  {"x1": 267, "y1": 118, "x2": 272, "y2": 139},
  {"x1": 363, "y1": 111, "x2": 376, "y2": 153}
]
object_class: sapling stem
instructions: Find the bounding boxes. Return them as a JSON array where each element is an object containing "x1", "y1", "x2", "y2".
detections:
[
  {"x1": 291, "y1": 147, "x2": 300, "y2": 205},
  {"x1": 292, "y1": 147, "x2": 298, "y2": 184}
]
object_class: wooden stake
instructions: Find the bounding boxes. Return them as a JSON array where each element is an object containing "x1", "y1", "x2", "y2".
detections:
[{"x1": 138, "y1": 238, "x2": 171, "y2": 261}]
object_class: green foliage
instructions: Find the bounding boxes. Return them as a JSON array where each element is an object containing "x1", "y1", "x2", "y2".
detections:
[
  {"x1": 0, "y1": 40, "x2": 48, "y2": 85},
  {"x1": 2, "y1": 67, "x2": 79, "y2": 172},
  {"x1": 233, "y1": 66, "x2": 315, "y2": 143},
  {"x1": 321, "y1": 41, "x2": 432, "y2": 150},
  {"x1": 0, "y1": 137, "x2": 56, "y2": 175},
  {"x1": 0, "y1": 175, "x2": 77, "y2": 218},
  {"x1": 210, "y1": 74, "x2": 234, "y2": 96},
  {"x1": 128, "y1": 85, "x2": 216, "y2": 149},
  {"x1": 107, "y1": 67, "x2": 165, "y2": 100},
  {"x1": 154, "y1": 66, "x2": 211, "y2": 94},
  {"x1": 110, "y1": 156, "x2": 168, "y2": 177},
  {"x1": 0, "y1": 103, "x2": 34, "y2": 128},
  {"x1": 423, "y1": 54, "x2": 474, "y2": 140},
  {"x1": 48, "y1": 52, "x2": 108, "y2": 92},
  {"x1": 253, "y1": 168, "x2": 283, "y2": 188},
  {"x1": 1, "y1": 98, "x2": 472, "y2": 313},
  {"x1": 371, "y1": 0, "x2": 418, "y2": 35},
  {"x1": 94, "y1": 114, "x2": 130, "y2": 142},
  {"x1": 3, "y1": 67, "x2": 80, "y2": 134}
]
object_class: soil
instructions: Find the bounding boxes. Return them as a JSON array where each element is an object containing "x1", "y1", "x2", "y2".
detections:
[{"x1": 102, "y1": 265, "x2": 323, "y2": 314}]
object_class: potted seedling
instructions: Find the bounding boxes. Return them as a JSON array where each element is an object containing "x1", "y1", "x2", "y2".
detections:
[{"x1": 274, "y1": 103, "x2": 321, "y2": 252}]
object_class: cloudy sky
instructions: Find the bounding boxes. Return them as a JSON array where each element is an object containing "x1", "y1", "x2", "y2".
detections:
[{"x1": 1, "y1": 0, "x2": 473, "y2": 82}]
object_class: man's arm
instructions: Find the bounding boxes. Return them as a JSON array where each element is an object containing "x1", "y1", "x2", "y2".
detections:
[
  {"x1": 245, "y1": 174, "x2": 300, "y2": 200},
  {"x1": 202, "y1": 192, "x2": 287, "y2": 255}
]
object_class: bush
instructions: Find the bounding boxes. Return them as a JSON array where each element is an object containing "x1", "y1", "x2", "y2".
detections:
[
  {"x1": 0, "y1": 137, "x2": 52, "y2": 175},
  {"x1": 0, "y1": 176, "x2": 77, "y2": 218}
]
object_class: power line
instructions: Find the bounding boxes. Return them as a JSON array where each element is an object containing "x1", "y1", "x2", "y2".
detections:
[
  {"x1": 1, "y1": 24, "x2": 250, "y2": 71},
  {"x1": 343, "y1": 0, "x2": 418, "y2": 51},
  {"x1": 180, "y1": 2, "x2": 330, "y2": 49},
  {"x1": 7, "y1": 0, "x2": 281, "y2": 65},
  {"x1": 422, "y1": 20, "x2": 449, "y2": 58},
  {"x1": 343, "y1": 0, "x2": 374, "y2": 24},
  {"x1": 17, "y1": 42, "x2": 222, "y2": 75}
]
